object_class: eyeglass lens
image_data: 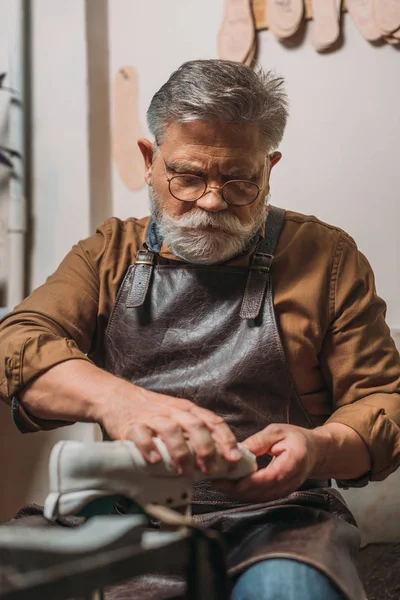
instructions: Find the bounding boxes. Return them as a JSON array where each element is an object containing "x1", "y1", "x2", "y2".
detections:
[{"x1": 169, "y1": 175, "x2": 259, "y2": 206}]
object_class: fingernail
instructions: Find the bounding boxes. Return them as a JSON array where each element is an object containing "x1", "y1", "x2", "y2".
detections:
[
  {"x1": 199, "y1": 461, "x2": 209, "y2": 474},
  {"x1": 149, "y1": 450, "x2": 161, "y2": 463},
  {"x1": 230, "y1": 448, "x2": 242, "y2": 460}
]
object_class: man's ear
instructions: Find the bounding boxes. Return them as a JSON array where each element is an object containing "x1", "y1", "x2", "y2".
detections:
[
  {"x1": 138, "y1": 138, "x2": 155, "y2": 185},
  {"x1": 270, "y1": 151, "x2": 282, "y2": 168}
]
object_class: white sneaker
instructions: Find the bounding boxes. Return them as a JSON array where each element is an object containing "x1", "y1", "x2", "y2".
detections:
[{"x1": 43, "y1": 439, "x2": 256, "y2": 520}]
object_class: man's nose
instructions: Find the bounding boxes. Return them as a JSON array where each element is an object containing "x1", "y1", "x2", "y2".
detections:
[{"x1": 195, "y1": 186, "x2": 228, "y2": 212}]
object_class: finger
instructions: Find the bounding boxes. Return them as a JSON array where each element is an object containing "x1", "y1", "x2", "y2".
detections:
[
  {"x1": 174, "y1": 412, "x2": 218, "y2": 474},
  {"x1": 152, "y1": 416, "x2": 195, "y2": 477},
  {"x1": 213, "y1": 451, "x2": 300, "y2": 501},
  {"x1": 191, "y1": 406, "x2": 241, "y2": 462},
  {"x1": 238, "y1": 451, "x2": 298, "y2": 491},
  {"x1": 242, "y1": 424, "x2": 286, "y2": 456},
  {"x1": 125, "y1": 423, "x2": 162, "y2": 463}
]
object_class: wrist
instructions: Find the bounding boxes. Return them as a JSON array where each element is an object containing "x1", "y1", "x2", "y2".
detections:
[
  {"x1": 89, "y1": 374, "x2": 148, "y2": 425},
  {"x1": 309, "y1": 423, "x2": 372, "y2": 480},
  {"x1": 308, "y1": 426, "x2": 333, "y2": 478}
]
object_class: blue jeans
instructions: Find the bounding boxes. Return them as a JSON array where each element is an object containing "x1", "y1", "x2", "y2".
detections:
[{"x1": 231, "y1": 559, "x2": 346, "y2": 600}]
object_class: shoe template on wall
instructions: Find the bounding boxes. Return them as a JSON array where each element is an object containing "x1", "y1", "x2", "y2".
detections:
[
  {"x1": 112, "y1": 66, "x2": 146, "y2": 192},
  {"x1": 218, "y1": 0, "x2": 256, "y2": 63},
  {"x1": 347, "y1": 0, "x2": 383, "y2": 41},
  {"x1": 372, "y1": 0, "x2": 400, "y2": 35},
  {"x1": 266, "y1": 0, "x2": 304, "y2": 40},
  {"x1": 311, "y1": 0, "x2": 341, "y2": 51}
]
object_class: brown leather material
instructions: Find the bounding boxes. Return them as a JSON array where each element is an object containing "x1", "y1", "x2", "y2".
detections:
[
  {"x1": 102, "y1": 207, "x2": 365, "y2": 598},
  {"x1": 240, "y1": 205, "x2": 285, "y2": 319},
  {"x1": 105, "y1": 267, "x2": 313, "y2": 504}
]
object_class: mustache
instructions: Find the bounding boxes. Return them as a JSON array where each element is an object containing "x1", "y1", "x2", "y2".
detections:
[{"x1": 171, "y1": 209, "x2": 242, "y2": 232}]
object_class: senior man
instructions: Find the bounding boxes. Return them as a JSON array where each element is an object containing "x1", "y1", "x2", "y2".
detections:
[{"x1": 0, "y1": 60, "x2": 399, "y2": 600}]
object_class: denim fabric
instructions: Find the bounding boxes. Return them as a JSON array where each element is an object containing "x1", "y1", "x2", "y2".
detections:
[
  {"x1": 145, "y1": 218, "x2": 163, "y2": 253},
  {"x1": 231, "y1": 559, "x2": 346, "y2": 600}
]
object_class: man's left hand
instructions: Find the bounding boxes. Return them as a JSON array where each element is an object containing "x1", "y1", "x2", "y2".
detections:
[{"x1": 212, "y1": 423, "x2": 321, "y2": 503}]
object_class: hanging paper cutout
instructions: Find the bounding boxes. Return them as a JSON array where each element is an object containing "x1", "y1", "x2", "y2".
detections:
[
  {"x1": 347, "y1": 0, "x2": 382, "y2": 41},
  {"x1": 311, "y1": 0, "x2": 341, "y2": 51},
  {"x1": 266, "y1": 0, "x2": 304, "y2": 40},
  {"x1": 244, "y1": 39, "x2": 257, "y2": 66},
  {"x1": 218, "y1": 0, "x2": 256, "y2": 63},
  {"x1": 372, "y1": 0, "x2": 400, "y2": 35},
  {"x1": 249, "y1": 0, "x2": 399, "y2": 50}
]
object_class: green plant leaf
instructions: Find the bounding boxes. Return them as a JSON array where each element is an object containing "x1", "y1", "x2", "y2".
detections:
[{"x1": 0, "y1": 152, "x2": 13, "y2": 169}]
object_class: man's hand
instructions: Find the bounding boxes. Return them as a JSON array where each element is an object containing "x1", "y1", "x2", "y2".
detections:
[
  {"x1": 213, "y1": 424, "x2": 318, "y2": 502},
  {"x1": 212, "y1": 422, "x2": 372, "y2": 503},
  {"x1": 95, "y1": 382, "x2": 242, "y2": 478},
  {"x1": 20, "y1": 360, "x2": 241, "y2": 479}
]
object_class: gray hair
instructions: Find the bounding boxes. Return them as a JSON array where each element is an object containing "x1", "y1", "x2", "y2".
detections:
[{"x1": 147, "y1": 59, "x2": 289, "y2": 152}]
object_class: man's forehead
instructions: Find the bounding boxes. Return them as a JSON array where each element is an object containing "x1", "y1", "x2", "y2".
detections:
[
  {"x1": 161, "y1": 121, "x2": 264, "y2": 151},
  {"x1": 160, "y1": 121, "x2": 265, "y2": 169}
]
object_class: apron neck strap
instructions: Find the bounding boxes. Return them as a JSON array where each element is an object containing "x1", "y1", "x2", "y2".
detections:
[
  {"x1": 240, "y1": 205, "x2": 286, "y2": 320},
  {"x1": 126, "y1": 218, "x2": 161, "y2": 308},
  {"x1": 126, "y1": 246, "x2": 156, "y2": 308}
]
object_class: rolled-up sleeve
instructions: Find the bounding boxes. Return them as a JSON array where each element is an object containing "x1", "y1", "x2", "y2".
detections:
[
  {"x1": 321, "y1": 234, "x2": 400, "y2": 482},
  {"x1": 0, "y1": 224, "x2": 109, "y2": 431}
]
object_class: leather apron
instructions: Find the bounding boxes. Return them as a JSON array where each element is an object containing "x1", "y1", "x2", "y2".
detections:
[{"x1": 103, "y1": 206, "x2": 366, "y2": 600}]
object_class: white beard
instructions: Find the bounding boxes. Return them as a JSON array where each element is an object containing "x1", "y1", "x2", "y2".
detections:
[{"x1": 149, "y1": 188, "x2": 269, "y2": 265}]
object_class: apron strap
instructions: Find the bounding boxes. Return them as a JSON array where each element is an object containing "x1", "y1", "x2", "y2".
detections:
[
  {"x1": 126, "y1": 246, "x2": 156, "y2": 308},
  {"x1": 240, "y1": 205, "x2": 286, "y2": 320}
]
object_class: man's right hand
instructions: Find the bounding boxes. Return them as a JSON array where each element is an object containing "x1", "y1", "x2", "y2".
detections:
[
  {"x1": 94, "y1": 382, "x2": 242, "y2": 478},
  {"x1": 20, "y1": 360, "x2": 241, "y2": 478}
]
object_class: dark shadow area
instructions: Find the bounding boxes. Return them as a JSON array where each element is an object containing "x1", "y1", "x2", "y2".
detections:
[
  {"x1": 0, "y1": 402, "x2": 49, "y2": 521},
  {"x1": 357, "y1": 543, "x2": 400, "y2": 599}
]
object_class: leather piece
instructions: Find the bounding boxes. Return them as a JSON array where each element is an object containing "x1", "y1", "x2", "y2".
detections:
[
  {"x1": 126, "y1": 247, "x2": 156, "y2": 308},
  {"x1": 347, "y1": 0, "x2": 383, "y2": 41},
  {"x1": 267, "y1": 0, "x2": 305, "y2": 40},
  {"x1": 240, "y1": 205, "x2": 285, "y2": 320},
  {"x1": 239, "y1": 270, "x2": 271, "y2": 320},
  {"x1": 311, "y1": 0, "x2": 341, "y2": 51},
  {"x1": 218, "y1": 0, "x2": 256, "y2": 63},
  {"x1": 258, "y1": 205, "x2": 286, "y2": 255}
]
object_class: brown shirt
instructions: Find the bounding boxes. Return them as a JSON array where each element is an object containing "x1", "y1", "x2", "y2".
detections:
[{"x1": 1, "y1": 210, "x2": 399, "y2": 481}]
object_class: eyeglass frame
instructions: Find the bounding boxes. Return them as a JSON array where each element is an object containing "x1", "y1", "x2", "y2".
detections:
[{"x1": 156, "y1": 146, "x2": 270, "y2": 207}]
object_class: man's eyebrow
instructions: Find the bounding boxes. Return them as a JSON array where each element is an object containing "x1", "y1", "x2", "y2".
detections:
[
  {"x1": 165, "y1": 160, "x2": 257, "y2": 180},
  {"x1": 165, "y1": 160, "x2": 207, "y2": 176},
  {"x1": 221, "y1": 167, "x2": 258, "y2": 179}
]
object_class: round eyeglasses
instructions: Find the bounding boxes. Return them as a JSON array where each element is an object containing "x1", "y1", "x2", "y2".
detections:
[{"x1": 158, "y1": 150, "x2": 267, "y2": 207}]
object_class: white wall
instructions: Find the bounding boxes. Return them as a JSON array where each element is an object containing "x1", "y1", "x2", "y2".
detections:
[
  {"x1": 0, "y1": 0, "x2": 399, "y2": 539},
  {"x1": 30, "y1": 0, "x2": 91, "y2": 289}
]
